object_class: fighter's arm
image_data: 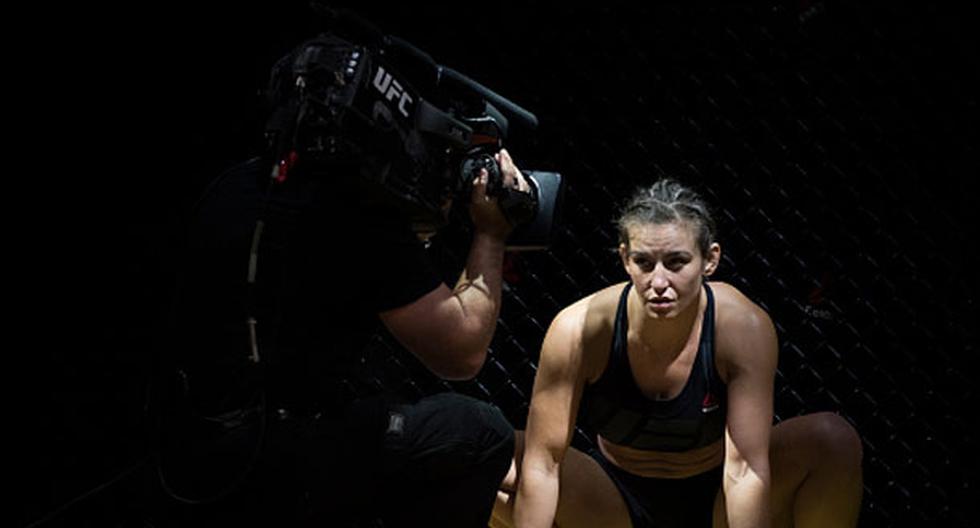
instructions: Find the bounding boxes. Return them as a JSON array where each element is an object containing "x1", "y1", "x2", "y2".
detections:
[
  {"x1": 379, "y1": 149, "x2": 528, "y2": 380},
  {"x1": 513, "y1": 304, "x2": 589, "y2": 528},
  {"x1": 719, "y1": 291, "x2": 778, "y2": 527}
]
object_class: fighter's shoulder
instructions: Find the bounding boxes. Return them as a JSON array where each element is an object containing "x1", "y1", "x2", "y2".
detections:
[
  {"x1": 552, "y1": 282, "x2": 624, "y2": 333},
  {"x1": 709, "y1": 281, "x2": 771, "y2": 323},
  {"x1": 545, "y1": 282, "x2": 625, "y2": 379},
  {"x1": 545, "y1": 282, "x2": 623, "y2": 361},
  {"x1": 709, "y1": 281, "x2": 777, "y2": 370}
]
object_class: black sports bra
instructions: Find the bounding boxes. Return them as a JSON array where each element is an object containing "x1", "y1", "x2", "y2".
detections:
[{"x1": 581, "y1": 282, "x2": 727, "y2": 452}]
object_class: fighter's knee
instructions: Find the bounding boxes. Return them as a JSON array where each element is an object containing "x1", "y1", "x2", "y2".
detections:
[
  {"x1": 499, "y1": 430, "x2": 526, "y2": 492},
  {"x1": 809, "y1": 412, "x2": 863, "y2": 466},
  {"x1": 513, "y1": 430, "x2": 525, "y2": 459}
]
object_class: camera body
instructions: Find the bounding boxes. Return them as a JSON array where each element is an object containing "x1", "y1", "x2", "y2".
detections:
[
  {"x1": 457, "y1": 118, "x2": 563, "y2": 250},
  {"x1": 264, "y1": 13, "x2": 563, "y2": 249}
]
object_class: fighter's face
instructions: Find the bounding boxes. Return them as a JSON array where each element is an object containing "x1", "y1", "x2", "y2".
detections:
[{"x1": 619, "y1": 221, "x2": 719, "y2": 319}]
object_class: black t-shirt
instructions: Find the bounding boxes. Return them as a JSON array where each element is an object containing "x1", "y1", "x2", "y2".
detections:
[{"x1": 171, "y1": 157, "x2": 442, "y2": 414}]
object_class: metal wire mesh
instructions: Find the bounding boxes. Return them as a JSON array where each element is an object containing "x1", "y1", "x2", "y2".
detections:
[
  {"x1": 352, "y1": 2, "x2": 979, "y2": 525},
  {"x1": 29, "y1": 3, "x2": 977, "y2": 527}
]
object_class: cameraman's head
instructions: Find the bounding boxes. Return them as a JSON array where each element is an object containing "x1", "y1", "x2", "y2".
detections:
[{"x1": 264, "y1": 32, "x2": 465, "y2": 237}]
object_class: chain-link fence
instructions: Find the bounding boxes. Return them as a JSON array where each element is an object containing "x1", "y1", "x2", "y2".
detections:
[
  {"x1": 27, "y1": 2, "x2": 978, "y2": 527},
  {"x1": 350, "y1": 2, "x2": 978, "y2": 526}
]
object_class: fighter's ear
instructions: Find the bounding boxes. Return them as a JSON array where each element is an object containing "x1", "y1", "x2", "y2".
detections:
[
  {"x1": 703, "y1": 242, "x2": 721, "y2": 276},
  {"x1": 619, "y1": 243, "x2": 630, "y2": 268}
]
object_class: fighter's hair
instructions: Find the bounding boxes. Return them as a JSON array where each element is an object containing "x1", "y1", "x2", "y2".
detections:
[{"x1": 615, "y1": 178, "x2": 717, "y2": 256}]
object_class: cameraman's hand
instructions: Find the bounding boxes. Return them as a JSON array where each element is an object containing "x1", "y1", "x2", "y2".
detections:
[{"x1": 469, "y1": 149, "x2": 531, "y2": 240}]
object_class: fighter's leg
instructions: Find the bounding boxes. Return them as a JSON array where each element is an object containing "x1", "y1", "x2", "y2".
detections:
[
  {"x1": 713, "y1": 412, "x2": 863, "y2": 528},
  {"x1": 492, "y1": 431, "x2": 633, "y2": 528}
]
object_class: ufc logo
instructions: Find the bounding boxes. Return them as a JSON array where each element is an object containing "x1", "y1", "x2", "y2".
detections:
[{"x1": 373, "y1": 66, "x2": 414, "y2": 118}]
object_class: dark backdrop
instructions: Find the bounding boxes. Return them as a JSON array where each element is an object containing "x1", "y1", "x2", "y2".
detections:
[{"x1": 24, "y1": 1, "x2": 978, "y2": 526}]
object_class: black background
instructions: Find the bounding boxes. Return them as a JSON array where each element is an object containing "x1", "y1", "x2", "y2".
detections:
[{"x1": 23, "y1": 1, "x2": 978, "y2": 526}]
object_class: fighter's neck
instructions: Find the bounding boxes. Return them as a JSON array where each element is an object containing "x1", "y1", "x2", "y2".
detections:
[{"x1": 627, "y1": 285, "x2": 705, "y2": 357}]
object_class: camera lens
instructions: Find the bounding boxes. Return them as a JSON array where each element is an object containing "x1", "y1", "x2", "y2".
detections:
[{"x1": 460, "y1": 153, "x2": 501, "y2": 195}]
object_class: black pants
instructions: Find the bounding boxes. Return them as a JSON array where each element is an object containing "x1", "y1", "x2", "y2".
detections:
[
  {"x1": 157, "y1": 392, "x2": 514, "y2": 527},
  {"x1": 588, "y1": 447, "x2": 722, "y2": 528},
  {"x1": 370, "y1": 393, "x2": 515, "y2": 526}
]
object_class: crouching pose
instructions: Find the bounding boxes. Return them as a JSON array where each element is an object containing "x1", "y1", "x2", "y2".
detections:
[{"x1": 492, "y1": 179, "x2": 863, "y2": 527}]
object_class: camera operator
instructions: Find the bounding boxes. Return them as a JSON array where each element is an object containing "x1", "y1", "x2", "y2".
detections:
[
  {"x1": 156, "y1": 30, "x2": 535, "y2": 528},
  {"x1": 383, "y1": 148, "x2": 529, "y2": 379}
]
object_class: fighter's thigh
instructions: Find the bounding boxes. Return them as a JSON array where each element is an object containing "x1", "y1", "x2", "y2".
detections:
[
  {"x1": 766, "y1": 415, "x2": 818, "y2": 523},
  {"x1": 553, "y1": 445, "x2": 632, "y2": 528},
  {"x1": 499, "y1": 431, "x2": 632, "y2": 528},
  {"x1": 711, "y1": 414, "x2": 838, "y2": 528}
]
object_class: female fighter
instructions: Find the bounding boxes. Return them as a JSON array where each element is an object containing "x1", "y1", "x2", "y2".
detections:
[{"x1": 492, "y1": 179, "x2": 863, "y2": 527}]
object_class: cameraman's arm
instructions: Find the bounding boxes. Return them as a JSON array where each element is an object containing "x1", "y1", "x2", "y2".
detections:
[{"x1": 379, "y1": 150, "x2": 527, "y2": 380}]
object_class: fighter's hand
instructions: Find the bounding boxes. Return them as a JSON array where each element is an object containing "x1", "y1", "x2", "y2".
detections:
[{"x1": 469, "y1": 149, "x2": 530, "y2": 239}]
